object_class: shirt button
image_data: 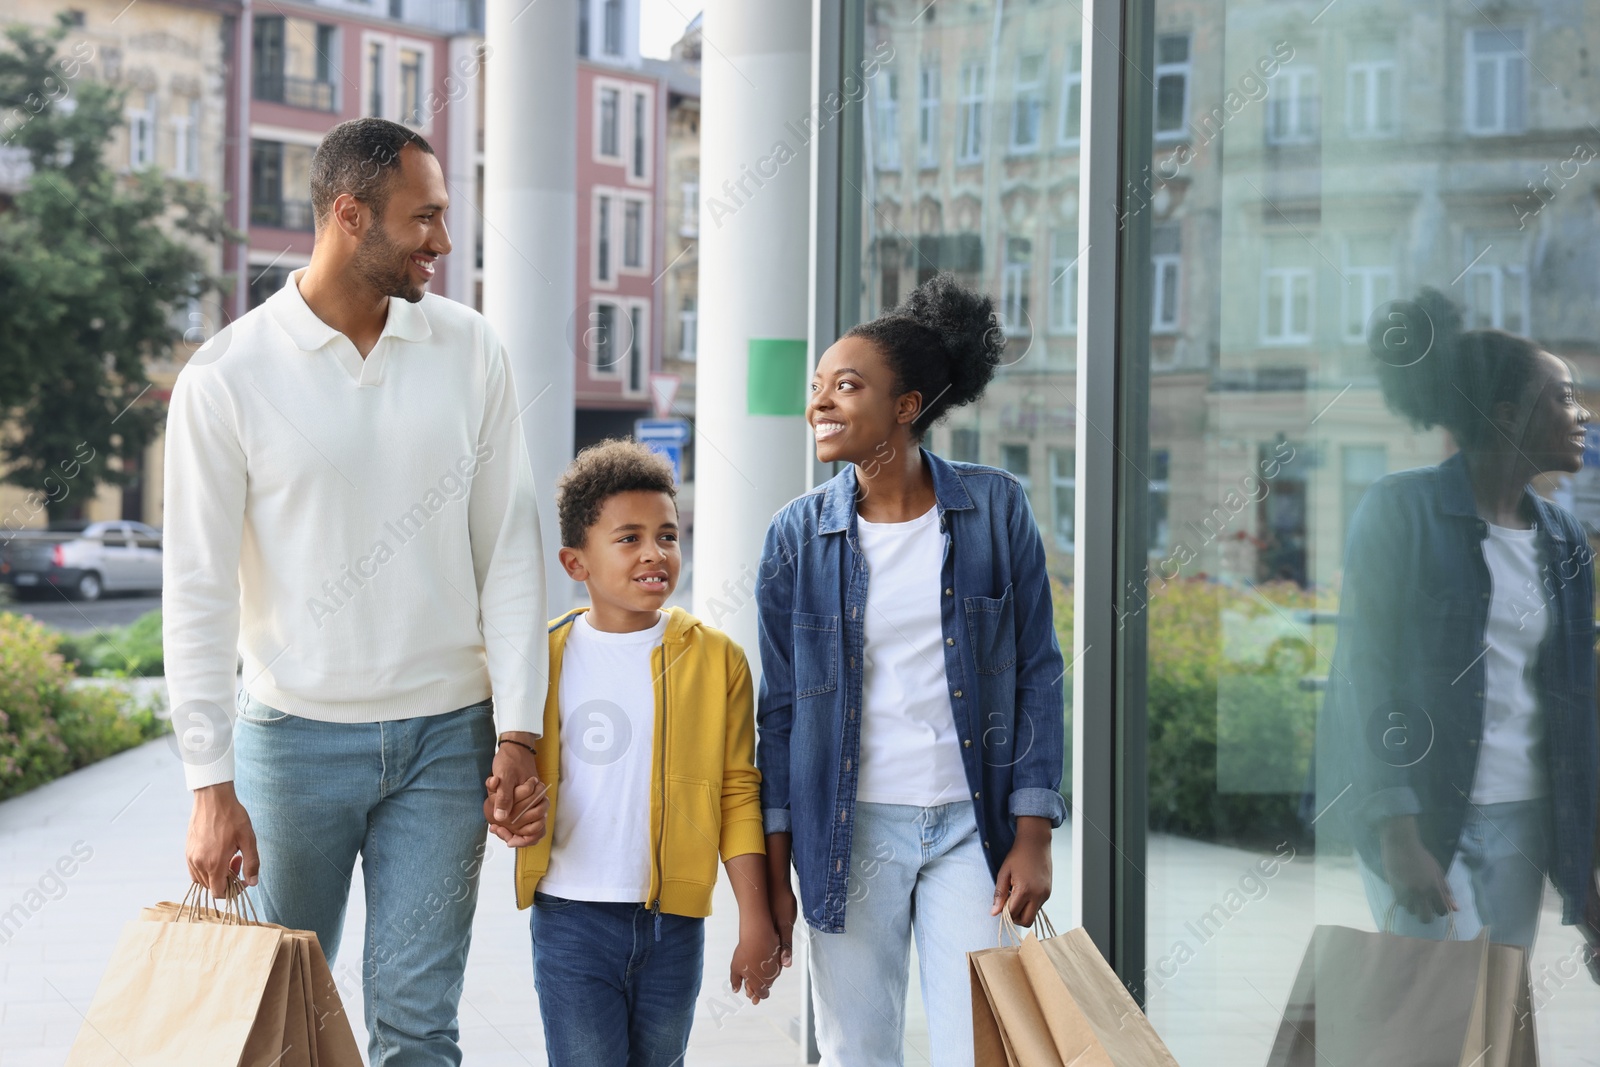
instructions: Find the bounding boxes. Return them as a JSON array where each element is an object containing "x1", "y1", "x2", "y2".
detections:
[
  {"x1": 964, "y1": 739, "x2": 972, "y2": 748},
  {"x1": 1468, "y1": 739, "x2": 1479, "y2": 746},
  {"x1": 844, "y1": 758, "x2": 851, "y2": 771},
  {"x1": 849, "y1": 708, "x2": 857, "y2": 720},
  {"x1": 983, "y1": 841, "x2": 990, "y2": 849},
  {"x1": 836, "y1": 859, "x2": 843, "y2": 872},
  {"x1": 953, "y1": 689, "x2": 963, "y2": 698},
  {"x1": 850, "y1": 657, "x2": 856, "y2": 669},
  {"x1": 946, "y1": 637, "x2": 955, "y2": 646},
  {"x1": 1475, "y1": 690, "x2": 1483, "y2": 698},
  {"x1": 974, "y1": 791, "x2": 981, "y2": 799},
  {"x1": 946, "y1": 588, "x2": 953, "y2": 596},
  {"x1": 839, "y1": 809, "x2": 847, "y2": 822}
]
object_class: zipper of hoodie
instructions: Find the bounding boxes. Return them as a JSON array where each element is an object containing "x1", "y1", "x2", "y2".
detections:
[{"x1": 651, "y1": 640, "x2": 667, "y2": 939}]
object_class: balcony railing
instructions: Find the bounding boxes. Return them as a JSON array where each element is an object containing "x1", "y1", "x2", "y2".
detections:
[
  {"x1": 254, "y1": 73, "x2": 337, "y2": 113},
  {"x1": 252, "y1": 198, "x2": 315, "y2": 231}
]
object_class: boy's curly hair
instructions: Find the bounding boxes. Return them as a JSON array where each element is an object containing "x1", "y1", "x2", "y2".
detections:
[{"x1": 557, "y1": 438, "x2": 678, "y2": 548}]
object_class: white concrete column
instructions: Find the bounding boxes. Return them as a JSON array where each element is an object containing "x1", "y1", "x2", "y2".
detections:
[
  {"x1": 443, "y1": 36, "x2": 481, "y2": 309},
  {"x1": 483, "y1": 0, "x2": 577, "y2": 614},
  {"x1": 692, "y1": 0, "x2": 813, "y2": 657}
]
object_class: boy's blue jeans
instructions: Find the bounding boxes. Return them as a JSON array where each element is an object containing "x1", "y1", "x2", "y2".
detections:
[
  {"x1": 232, "y1": 690, "x2": 496, "y2": 1067},
  {"x1": 529, "y1": 893, "x2": 706, "y2": 1067}
]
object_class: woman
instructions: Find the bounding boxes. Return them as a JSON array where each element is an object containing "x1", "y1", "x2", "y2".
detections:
[
  {"x1": 1325, "y1": 288, "x2": 1597, "y2": 952},
  {"x1": 755, "y1": 273, "x2": 1067, "y2": 1066}
]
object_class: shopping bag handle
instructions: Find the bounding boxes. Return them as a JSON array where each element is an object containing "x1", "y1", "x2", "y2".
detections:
[
  {"x1": 1382, "y1": 901, "x2": 1456, "y2": 940},
  {"x1": 996, "y1": 901, "x2": 1057, "y2": 946},
  {"x1": 179, "y1": 874, "x2": 261, "y2": 926}
]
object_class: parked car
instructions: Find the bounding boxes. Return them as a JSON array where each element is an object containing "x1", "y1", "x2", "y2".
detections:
[{"x1": 0, "y1": 520, "x2": 163, "y2": 601}]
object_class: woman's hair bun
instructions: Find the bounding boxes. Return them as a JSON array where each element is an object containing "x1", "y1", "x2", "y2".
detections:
[{"x1": 897, "y1": 272, "x2": 1004, "y2": 407}]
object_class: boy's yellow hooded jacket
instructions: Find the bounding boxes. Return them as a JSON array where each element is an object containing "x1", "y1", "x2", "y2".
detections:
[{"x1": 514, "y1": 606, "x2": 765, "y2": 916}]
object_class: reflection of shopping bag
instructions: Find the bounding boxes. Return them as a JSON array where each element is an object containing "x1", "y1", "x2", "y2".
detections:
[
  {"x1": 1483, "y1": 941, "x2": 1539, "y2": 1067},
  {"x1": 1265, "y1": 924, "x2": 1497, "y2": 1067},
  {"x1": 66, "y1": 886, "x2": 361, "y2": 1067},
  {"x1": 969, "y1": 911, "x2": 1179, "y2": 1067}
]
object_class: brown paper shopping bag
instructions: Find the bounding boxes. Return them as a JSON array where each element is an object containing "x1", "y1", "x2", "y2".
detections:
[
  {"x1": 138, "y1": 892, "x2": 363, "y2": 1067},
  {"x1": 1483, "y1": 941, "x2": 1539, "y2": 1067},
  {"x1": 64, "y1": 917, "x2": 287, "y2": 1066},
  {"x1": 969, "y1": 909, "x2": 1178, "y2": 1067},
  {"x1": 1264, "y1": 924, "x2": 1492, "y2": 1067}
]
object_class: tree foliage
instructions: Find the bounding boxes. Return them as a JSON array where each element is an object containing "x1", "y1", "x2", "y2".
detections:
[{"x1": 0, "y1": 16, "x2": 235, "y2": 519}]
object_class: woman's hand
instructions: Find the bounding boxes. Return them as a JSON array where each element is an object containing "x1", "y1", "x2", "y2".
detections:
[
  {"x1": 993, "y1": 816, "x2": 1052, "y2": 927},
  {"x1": 1380, "y1": 815, "x2": 1456, "y2": 923}
]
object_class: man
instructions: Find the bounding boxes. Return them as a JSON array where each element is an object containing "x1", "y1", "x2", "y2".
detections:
[{"x1": 165, "y1": 117, "x2": 548, "y2": 1065}]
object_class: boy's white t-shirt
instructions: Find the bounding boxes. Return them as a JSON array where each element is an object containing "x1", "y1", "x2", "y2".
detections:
[
  {"x1": 1470, "y1": 523, "x2": 1550, "y2": 804},
  {"x1": 854, "y1": 507, "x2": 971, "y2": 806},
  {"x1": 540, "y1": 610, "x2": 667, "y2": 902}
]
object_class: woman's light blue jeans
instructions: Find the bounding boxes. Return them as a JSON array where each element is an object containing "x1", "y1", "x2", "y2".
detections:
[
  {"x1": 232, "y1": 689, "x2": 496, "y2": 1067},
  {"x1": 806, "y1": 800, "x2": 1002, "y2": 1067}
]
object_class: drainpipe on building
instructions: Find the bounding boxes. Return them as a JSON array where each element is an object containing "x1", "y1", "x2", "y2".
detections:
[{"x1": 482, "y1": 0, "x2": 577, "y2": 614}]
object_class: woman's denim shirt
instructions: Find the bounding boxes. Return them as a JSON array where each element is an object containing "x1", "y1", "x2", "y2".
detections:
[
  {"x1": 1320, "y1": 452, "x2": 1597, "y2": 924},
  {"x1": 756, "y1": 450, "x2": 1067, "y2": 933}
]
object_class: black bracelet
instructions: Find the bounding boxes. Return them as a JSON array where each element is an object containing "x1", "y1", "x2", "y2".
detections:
[{"x1": 498, "y1": 738, "x2": 536, "y2": 756}]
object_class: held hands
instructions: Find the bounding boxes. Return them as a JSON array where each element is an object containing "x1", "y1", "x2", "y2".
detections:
[
  {"x1": 729, "y1": 917, "x2": 784, "y2": 1005},
  {"x1": 992, "y1": 816, "x2": 1053, "y2": 928},
  {"x1": 484, "y1": 735, "x2": 548, "y2": 847}
]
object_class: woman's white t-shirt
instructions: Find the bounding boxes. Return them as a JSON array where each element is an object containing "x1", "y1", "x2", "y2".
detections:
[
  {"x1": 1469, "y1": 523, "x2": 1550, "y2": 804},
  {"x1": 854, "y1": 507, "x2": 971, "y2": 807}
]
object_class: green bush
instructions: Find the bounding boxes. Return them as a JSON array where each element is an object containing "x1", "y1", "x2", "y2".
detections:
[
  {"x1": 57, "y1": 609, "x2": 164, "y2": 677},
  {"x1": 0, "y1": 613, "x2": 166, "y2": 799},
  {"x1": 1053, "y1": 577, "x2": 1332, "y2": 849}
]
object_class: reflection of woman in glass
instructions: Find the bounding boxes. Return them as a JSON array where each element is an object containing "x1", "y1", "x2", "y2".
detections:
[{"x1": 1325, "y1": 289, "x2": 1597, "y2": 951}]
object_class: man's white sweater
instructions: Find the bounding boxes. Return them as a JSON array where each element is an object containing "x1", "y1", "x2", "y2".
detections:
[{"x1": 163, "y1": 269, "x2": 546, "y2": 789}]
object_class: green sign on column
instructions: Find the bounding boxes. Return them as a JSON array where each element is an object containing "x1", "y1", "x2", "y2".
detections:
[{"x1": 746, "y1": 338, "x2": 808, "y2": 416}]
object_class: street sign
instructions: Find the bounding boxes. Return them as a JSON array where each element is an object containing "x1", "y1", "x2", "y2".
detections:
[
  {"x1": 650, "y1": 373, "x2": 681, "y2": 418},
  {"x1": 635, "y1": 418, "x2": 691, "y2": 446}
]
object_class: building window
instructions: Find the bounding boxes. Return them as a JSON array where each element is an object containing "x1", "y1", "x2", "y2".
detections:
[
  {"x1": 1464, "y1": 233, "x2": 1528, "y2": 333},
  {"x1": 874, "y1": 69, "x2": 901, "y2": 170},
  {"x1": 958, "y1": 61, "x2": 985, "y2": 164},
  {"x1": 1342, "y1": 235, "x2": 1396, "y2": 341},
  {"x1": 1000, "y1": 443, "x2": 1032, "y2": 490},
  {"x1": 679, "y1": 296, "x2": 697, "y2": 360},
  {"x1": 1154, "y1": 34, "x2": 1190, "y2": 140},
  {"x1": 1049, "y1": 228, "x2": 1078, "y2": 335},
  {"x1": 623, "y1": 199, "x2": 644, "y2": 269},
  {"x1": 632, "y1": 91, "x2": 649, "y2": 178},
  {"x1": 399, "y1": 47, "x2": 425, "y2": 127},
  {"x1": 250, "y1": 140, "x2": 315, "y2": 230},
  {"x1": 627, "y1": 304, "x2": 646, "y2": 393},
  {"x1": 578, "y1": 0, "x2": 590, "y2": 56},
  {"x1": 596, "y1": 194, "x2": 612, "y2": 281},
  {"x1": 366, "y1": 41, "x2": 385, "y2": 117},
  {"x1": 1010, "y1": 53, "x2": 1045, "y2": 153},
  {"x1": 1151, "y1": 225, "x2": 1181, "y2": 333},
  {"x1": 1050, "y1": 447, "x2": 1075, "y2": 551},
  {"x1": 950, "y1": 427, "x2": 980, "y2": 464},
  {"x1": 1262, "y1": 238, "x2": 1314, "y2": 344},
  {"x1": 598, "y1": 86, "x2": 621, "y2": 158},
  {"x1": 603, "y1": 0, "x2": 623, "y2": 56},
  {"x1": 586, "y1": 301, "x2": 624, "y2": 376},
  {"x1": 680, "y1": 180, "x2": 699, "y2": 237},
  {"x1": 1001, "y1": 237, "x2": 1032, "y2": 335},
  {"x1": 128, "y1": 92, "x2": 156, "y2": 169},
  {"x1": 1467, "y1": 27, "x2": 1526, "y2": 136},
  {"x1": 1148, "y1": 450, "x2": 1170, "y2": 552},
  {"x1": 171, "y1": 98, "x2": 200, "y2": 179},
  {"x1": 918, "y1": 61, "x2": 940, "y2": 167},
  {"x1": 249, "y1": 265, "x2": 291, "y2": 310},
  {"x1": 1267, "y1": 67, "x2": 1319, "y2": 145},
  {"x1": 1341, "y1": 444, "x2": 1387, "y2": 542},
  {"x1": 1346, "y1": 41, "x2": 1395, "y2": 138},
  {"x1": 1059, "y1": 42, "x2": 1082, "y2": 147}
]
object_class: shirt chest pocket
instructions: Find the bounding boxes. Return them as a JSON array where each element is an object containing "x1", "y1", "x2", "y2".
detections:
[
  {"x1": 963, "y1": 585, "x2": 1017, "y2": 676},
  {"x1": 792, "y1": 611, "x2": 839, "y2": 698}
]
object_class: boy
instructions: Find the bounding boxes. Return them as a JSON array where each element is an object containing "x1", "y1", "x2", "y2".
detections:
[{"x1": 512, "y1": 439, "x2": 780, "y2": 1066}]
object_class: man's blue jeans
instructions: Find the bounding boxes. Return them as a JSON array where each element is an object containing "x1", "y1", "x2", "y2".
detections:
[
  {"x1": 528, "y1": 892, "x2": 706, "y2": 1067},
  {"x1": 233, "y1": 690, "x2": 496, "y2": 1067}
]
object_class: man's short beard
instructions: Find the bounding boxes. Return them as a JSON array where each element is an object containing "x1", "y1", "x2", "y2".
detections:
[{"x1": 353, "y1": 213, "x2": 425, "y2": 303}]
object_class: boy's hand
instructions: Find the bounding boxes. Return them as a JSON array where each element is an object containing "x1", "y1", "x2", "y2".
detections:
[
  {"x1": 483, "y1": 775, "x2": 548, "y2": 846},
  {"x1": 730, "y1": 917, "x2": 782, "y2": 1004},
  {"x1": 992, "y1": 816, "x2": 1052, "y2": 927},
  {"x1": 769, "y1": 877, "x2": 798, "y2": 968}
]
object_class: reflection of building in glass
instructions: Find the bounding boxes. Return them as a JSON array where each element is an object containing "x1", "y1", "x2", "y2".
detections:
[{"x1": 861, "y1": 0, "x2": 1600, "y2": 589}]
